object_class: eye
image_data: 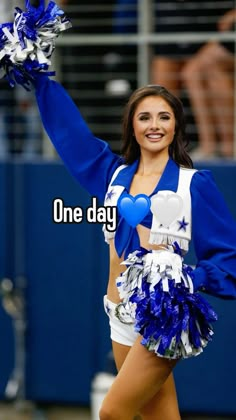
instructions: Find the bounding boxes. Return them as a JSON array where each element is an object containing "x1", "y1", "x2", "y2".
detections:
[
  {"x1": 139, "y1": 115, "x2": 149, "y2": 121},
  {"x1": 160, "y1": 115, "x2": 170, "y2": 120}
]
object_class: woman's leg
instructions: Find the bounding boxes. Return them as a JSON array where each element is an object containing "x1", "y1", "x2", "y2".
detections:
[
  {"x1": 139, "y1": 373, "x2": 180, "y2": 420},
  {"x1": 203, "y1": 43, "x2": 234, "y2": 157},
  {"x1": 181, "y1": 44, "x2": 218, "y2": 157},
  {"x1": 151, "y1": 56, "x2": 183, "y2": 96},
  {"x1": 99, "y1": 337, "x2": 180, "y2": 420}
]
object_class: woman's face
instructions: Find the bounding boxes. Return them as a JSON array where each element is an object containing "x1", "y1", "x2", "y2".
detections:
[{"x1": 132, "y1": 95, "x2": 176, "y2": 157}]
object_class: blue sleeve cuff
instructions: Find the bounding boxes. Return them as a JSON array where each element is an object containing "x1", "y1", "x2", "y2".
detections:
[{"x1": 192, "y1": 266, "x2": 208, "y2": 291}]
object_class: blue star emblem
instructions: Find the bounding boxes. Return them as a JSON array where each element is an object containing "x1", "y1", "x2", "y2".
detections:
[
  {"x1": 178, "y1": 217, "x2": 189, "y2": 231},
  {"x1": 105, "y1": 189, "x2": 115, "y2": 201}
]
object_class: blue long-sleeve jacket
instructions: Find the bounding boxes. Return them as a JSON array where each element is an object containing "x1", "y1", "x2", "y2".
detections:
[{"x1": 35, "y1": 76, "x2": 236, "y2": 299}]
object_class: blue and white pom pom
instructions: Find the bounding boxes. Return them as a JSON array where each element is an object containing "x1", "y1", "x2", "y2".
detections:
[
  {"x1": 116, "y1": 247, "x2": 218, "y2": 359},
  {"x1": 0, "y1": 0, "x2": 71, "y2": 89}
]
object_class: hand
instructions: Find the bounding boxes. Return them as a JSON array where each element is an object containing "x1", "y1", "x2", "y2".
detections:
[{"x1": 218, "y1": 9, "x2": 236, "y2": 32}]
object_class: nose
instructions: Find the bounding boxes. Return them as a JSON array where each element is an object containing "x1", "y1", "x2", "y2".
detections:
[{"x1": 150, "y1": 118, "x2": 160, "y2": 131}]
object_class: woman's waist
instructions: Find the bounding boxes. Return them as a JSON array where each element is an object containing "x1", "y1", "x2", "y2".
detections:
[
  {"x1": 107, "y1": 245, "x2": 185, "y2": 303},
  {"x1": 118, "y1": 245, "x2": 183, "y2": 269},
  {"x1": 108, "y1": 245, "x2": 183, "y2": 280},
  {"x1": 107, "y1": 275, "x2": 122, "y2": 304},
  {"x1": 109, "y1": 243, "x2": 181, "y2": 268}
]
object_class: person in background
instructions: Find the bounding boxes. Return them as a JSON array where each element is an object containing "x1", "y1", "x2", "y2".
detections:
[
  {"x1": 151, "y1": 0, "x2": 235, "y2": 158},
  {"x1": 181, "y1": 9, "x2": 236, "y2": 159},
  {"x1": 151, "y1": 0, "x2": 234, "y2": 95}
]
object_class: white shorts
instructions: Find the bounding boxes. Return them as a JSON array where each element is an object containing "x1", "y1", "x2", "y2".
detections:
[{"x1": 103, "y1": 295, "x2": 140, "y2": 347}]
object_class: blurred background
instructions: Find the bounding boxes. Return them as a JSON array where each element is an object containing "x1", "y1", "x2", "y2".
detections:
[{"x1": 0, "y1": 0, "x2": 236, "y2": 419}]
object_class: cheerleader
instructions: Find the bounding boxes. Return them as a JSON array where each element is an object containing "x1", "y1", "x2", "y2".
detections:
[{"x1": 1, "y1": 2, "x2": 236, "y2": 419}]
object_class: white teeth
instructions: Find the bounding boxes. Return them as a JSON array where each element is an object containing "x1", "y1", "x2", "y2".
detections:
[{"x1": 147, "y1": 134, "x2": 162, "y2": 139}]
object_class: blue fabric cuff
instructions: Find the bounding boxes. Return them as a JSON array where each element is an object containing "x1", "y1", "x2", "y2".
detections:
[{"x1": 192, "y1": 266, "x2": 208, "y2": 291}]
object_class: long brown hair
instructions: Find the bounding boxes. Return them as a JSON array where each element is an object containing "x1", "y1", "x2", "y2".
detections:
[{"x1": 121, "y1": 85, "x2": 193, "y2": 168}]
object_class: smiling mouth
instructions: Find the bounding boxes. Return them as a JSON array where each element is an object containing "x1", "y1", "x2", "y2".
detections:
[{"x1": 146, "y1": 134, "x2": 164, "y2": 141}]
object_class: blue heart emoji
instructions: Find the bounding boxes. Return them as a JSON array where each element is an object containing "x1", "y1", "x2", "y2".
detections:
[{"x1": 118, "y1": 194, "x2": 151, "y2": 227}]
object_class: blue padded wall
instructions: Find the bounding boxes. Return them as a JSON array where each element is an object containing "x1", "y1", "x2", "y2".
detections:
[
  {"x1": 174, "y1": 296, "x2": 236, "y2": 415},
  {"x1": 22, "y1": 161, "x2": 111, "y2": 403},
  {"x1": 0, "y1": 161, "x2": 15, "y2": 397}
]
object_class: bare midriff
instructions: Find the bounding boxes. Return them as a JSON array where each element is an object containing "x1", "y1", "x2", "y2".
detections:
[
  {"x1": 106, "y1": 168, "x2": 169, "y2": 303},
  {"x1": 106, "y1": 224, "x2": 168, "y2": 303}
]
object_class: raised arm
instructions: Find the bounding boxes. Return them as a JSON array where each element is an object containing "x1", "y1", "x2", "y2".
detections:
[
  {"x1": 35, "y1": 75, "x2": 122, "y2": 201},
  {"x1": 0, "y1": 0, "x2": 122, "y2": 201},
  {"x1": 190, "y1": 170, "x2": 236, "y2": 299}
]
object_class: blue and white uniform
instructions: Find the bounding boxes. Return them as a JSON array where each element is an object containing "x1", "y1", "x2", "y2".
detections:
[
  {"x1": 35, "y1": 76, "x2": 236, "y2": 358},
  {"x1": 1, "y1": 0, "x2": 235, "y2": 359}
]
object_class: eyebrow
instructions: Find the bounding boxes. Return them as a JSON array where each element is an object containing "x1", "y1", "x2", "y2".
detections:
[{"x1": 137, "y1": 111, "x2": 172, "y2": 116}]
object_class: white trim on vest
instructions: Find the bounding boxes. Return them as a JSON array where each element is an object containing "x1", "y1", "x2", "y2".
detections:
[
  {"x1": 149, "y1": 167, "x2": 197, "y2": 252},
  {"x1": 103, "y1": 164, "x2": 127, "y2": 242}
]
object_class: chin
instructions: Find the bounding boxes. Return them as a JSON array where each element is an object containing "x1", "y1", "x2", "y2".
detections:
[{"x1": 143, "y1": 145, "x2": 169, "y2": 154}]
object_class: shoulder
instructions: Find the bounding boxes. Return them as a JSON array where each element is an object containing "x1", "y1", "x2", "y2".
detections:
[
  {"x1": 190, "y1": 169, "x2": 233, "y2": 216},
  {"x1": 190, "y1": 169, "x2": 217, "y2": 194}
]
